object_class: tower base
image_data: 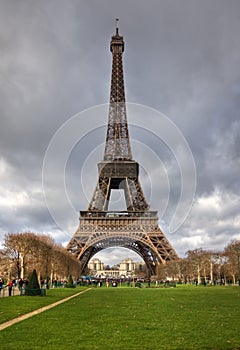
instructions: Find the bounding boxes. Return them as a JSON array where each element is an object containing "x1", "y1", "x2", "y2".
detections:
[{"x1": 67, "y1": 211, "x2": 178, "y2": 276}]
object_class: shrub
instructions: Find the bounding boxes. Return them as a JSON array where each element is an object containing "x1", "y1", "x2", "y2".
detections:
[
  {"x1": 25, "y1": 269, "x2": 42, "y2": 296},
  {"x1": 65, "y1": 274, "x2": 75, "y2": 288}
]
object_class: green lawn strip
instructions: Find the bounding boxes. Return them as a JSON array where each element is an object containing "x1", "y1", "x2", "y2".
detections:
[
  {"x1": 0, "y1": 286, "x2": 239, "y2": 350},
  {"x1": 0, "y1": 287, "x2": 88, "y2": 324}
]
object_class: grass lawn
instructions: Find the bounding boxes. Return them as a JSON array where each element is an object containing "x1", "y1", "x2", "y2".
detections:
[
  {"x1": 0, "y1": 287, "x2": 85, "y2": 323},
  {"x1": 0, "y1": 285, "x2": 239, "y2": 350}
]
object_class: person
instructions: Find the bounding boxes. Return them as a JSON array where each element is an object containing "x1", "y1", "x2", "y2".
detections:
[
  {"x1": 18, "y1": 278, "x2": 24, "y2": 295},
  {"x1": 0, "y1": 278, "x2": 3, "y2": 295},
  {"x1": 6, "y1": 280, "x2": 13, "y2": 296}
]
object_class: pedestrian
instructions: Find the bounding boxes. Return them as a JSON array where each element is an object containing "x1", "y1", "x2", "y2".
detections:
[
  {"x1": 18, "y1": 278, "x2": 24, "y2": 295},
  {"x1": 0, "y1": 278, "x2": 3, "y2": 295},
  {"x1": 6, "y1": 280, "x2": 13, "y2": 296}
]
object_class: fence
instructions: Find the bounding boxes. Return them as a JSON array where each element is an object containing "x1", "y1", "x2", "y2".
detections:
[{"x1": 0, "y1": 287, "x2": 46, "y2": 297}]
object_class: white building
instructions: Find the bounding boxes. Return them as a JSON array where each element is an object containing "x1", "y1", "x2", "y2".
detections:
[
  {"x1": 119, "y1": 258, "x2": 135, "y2": 275},
  {"x1": 88, "y1": 258, "x2": 104, "y2": 272},
  {"x1": 88, "y1": 257, "x2": 144, "y2": 277}
]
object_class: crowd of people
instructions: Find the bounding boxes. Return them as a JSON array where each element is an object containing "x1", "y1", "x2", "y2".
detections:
[
  {"x1": 0, "y1": 277, "x2": 29, "y2": 297},
  {"x1": 0, "y1": 277, "x2": 76, "y2": 297}
]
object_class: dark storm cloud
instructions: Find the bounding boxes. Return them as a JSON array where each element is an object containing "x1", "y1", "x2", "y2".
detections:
[{"x1": 0, "y1": 0, "x2": 240, "y2": 262}]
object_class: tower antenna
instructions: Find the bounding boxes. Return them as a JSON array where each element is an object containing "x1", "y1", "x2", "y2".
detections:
[{"x1": 115, "y1": 18, "x2": 119, "y2": 35}]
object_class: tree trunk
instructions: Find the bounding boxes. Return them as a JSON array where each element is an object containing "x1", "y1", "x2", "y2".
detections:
[
  {"x1": 20, "y1": 255, "x2": 25, "y2": 278},
  {"x1": 210, "y1": 260, "x2": 213, "y2": 284},
  {"x1": 197, "y1": 265, "x2": 201, "y2": 284}
]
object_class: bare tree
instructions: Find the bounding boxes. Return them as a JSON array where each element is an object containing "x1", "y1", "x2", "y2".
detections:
[
  {"x1": 3, "y1": 232, "x2": 38, "y2": 278},
  {"x1": 2, "y1": 232, "x2": 81, "y2": 282},
  {"x1": 224, "y1": 240, "x2": 240, "y2": 284},
  {"x1": 185, "y1": 248, "x2": 207, "y2": 284}
]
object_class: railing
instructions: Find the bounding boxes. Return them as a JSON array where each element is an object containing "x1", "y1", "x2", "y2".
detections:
[
  {"x1": 80, "y1": 211, "x2": 158, "y2": 218},
  {"x1": 0, "y1": 286, "x2": 46, "y2": 297},
  {"x1": 0, "y1": 286, "x2": 20, "y2": 297}
]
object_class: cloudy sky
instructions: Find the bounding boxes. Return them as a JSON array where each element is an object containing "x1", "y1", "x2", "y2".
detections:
[{"x1": 1, "y1": 0, "x2": 240, "y2": 266}]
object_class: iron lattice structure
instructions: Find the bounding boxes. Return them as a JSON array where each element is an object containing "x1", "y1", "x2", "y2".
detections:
[{"x1": 67, "y1": 21, "x2": 178, "y2": 275}]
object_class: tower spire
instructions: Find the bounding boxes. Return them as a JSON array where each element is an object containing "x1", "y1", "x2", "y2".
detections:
[{"x1": 104, "y1": 20, "x2": 132, "y2": 161}]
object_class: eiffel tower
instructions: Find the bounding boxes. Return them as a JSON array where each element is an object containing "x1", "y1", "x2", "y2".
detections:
[{"x1": 67, "y1": 20, "x2": 178, "y2": 275}]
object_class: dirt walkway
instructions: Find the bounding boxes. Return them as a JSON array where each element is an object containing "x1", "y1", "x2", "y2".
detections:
[
  {"x1": 0, "y1": 287, "x2": 20, "y2": 298},
  {"x1": 0, "y1": 288, "x2": 92, "y2": 331}
]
